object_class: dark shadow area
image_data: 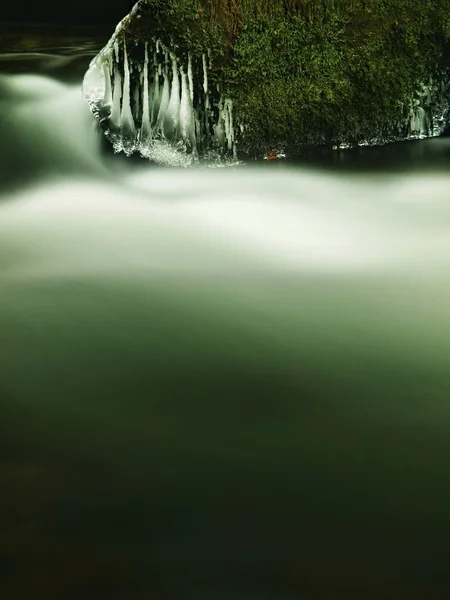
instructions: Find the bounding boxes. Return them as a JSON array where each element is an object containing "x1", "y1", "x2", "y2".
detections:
[{"x1": 1, "y1": 1, "x2": 128, "y2": 26}]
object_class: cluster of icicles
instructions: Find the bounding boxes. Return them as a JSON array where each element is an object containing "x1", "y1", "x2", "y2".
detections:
[
  {"x1": 334, "y1": 75, "x2": 450, "y2": 150},
  {"x1": 408, "y1": 78, "x2": 450, "y2": 139},
  {"x1": 83, "y1": 35, "x2": 237, "y2": 165}
]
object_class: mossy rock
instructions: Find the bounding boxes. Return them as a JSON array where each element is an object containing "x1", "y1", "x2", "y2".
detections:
[{"x1": 110, "y1": 0, "x2": 450, "y2": 155}]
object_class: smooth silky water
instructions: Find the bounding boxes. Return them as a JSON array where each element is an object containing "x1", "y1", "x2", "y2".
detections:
[{"x1": 2, "y1": 29, "x2": 450, "y2": 600}]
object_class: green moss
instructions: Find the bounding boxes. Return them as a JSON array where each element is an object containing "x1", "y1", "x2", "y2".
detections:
[
  {"x1": 121, "y1": 2, "x2": 222, "y2": 58},
  {"x1": 224, "y1": 1, "x2": 450, "y2": 152}
]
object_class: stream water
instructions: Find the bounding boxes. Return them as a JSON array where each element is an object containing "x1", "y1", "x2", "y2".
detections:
[{"x1": 2, "y1": 25, "x2": 450, "y2": 600}]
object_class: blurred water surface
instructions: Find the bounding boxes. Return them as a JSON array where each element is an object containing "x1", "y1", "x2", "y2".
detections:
[{"x1": 2, "y1": 26, "x2": 450, "y2": 600}]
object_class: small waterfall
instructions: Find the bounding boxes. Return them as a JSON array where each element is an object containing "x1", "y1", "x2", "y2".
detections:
[{"x1": 83, "y1": 20, "x2": 237, "y2": 164}]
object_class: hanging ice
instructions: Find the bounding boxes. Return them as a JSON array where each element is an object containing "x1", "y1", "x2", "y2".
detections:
[
  {"x1": 82, "y1": 12, "x2": 237, "y2": 163},
  {"x1": 139, "y1": 43, "x2": 152, "y2": 147},
  {"x1": 409, "y1": 100, "x2": 428, "y2": 139},
  {"x1": 119, "y1": 44, "x2": 136, "y2": 154},
  {"x1": 406, "y1": 78, "x2": 450, "y2": 140},
  {"x1": 345, "y1": 75, "x2": 450, "y2": 150}
]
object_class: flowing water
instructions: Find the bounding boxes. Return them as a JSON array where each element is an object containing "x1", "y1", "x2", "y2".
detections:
[{"x1": 2, "y1": 26, "x2": 450, "y2": 600}]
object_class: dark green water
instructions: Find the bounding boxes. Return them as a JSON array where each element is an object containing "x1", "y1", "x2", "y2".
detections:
[{"x1": 2, "y1": 26, "x2": 450, "y2": 600}]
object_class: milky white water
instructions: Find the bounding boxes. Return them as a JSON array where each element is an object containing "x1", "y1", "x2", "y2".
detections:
[{"x1": 2, "y1": 58, "x2": 450, "y2": 599}]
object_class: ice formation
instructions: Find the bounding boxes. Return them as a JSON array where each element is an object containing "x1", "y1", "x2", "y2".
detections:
[
  {"x1": 83, "y1": 19, "x2": 237, "y2": 163},
  {"x1": 407, "y1": 78, "x2": 450, "y2": 140},
  {"x1": 335, "y1": 75, "x2": 450, "y2": 150}
]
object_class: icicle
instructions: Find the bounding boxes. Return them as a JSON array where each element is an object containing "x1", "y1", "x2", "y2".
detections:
[
  {"x1": 194, "y1": 116, "x2": 202, "y2": 149},
  {"x1": 164, "y1": 57, "x2": 181, "y2": 137},
  {"x1": 202, "y1": 53, "x2": 211, "y2": 139},
  {"x1": 201, "y1": 54, "x2": 208, "y2": 97},
  {"x1": 188, "y1": 54, "x2": 194, "y2": 104},
  {"x1": 179, "y1": 67, "x2": 195, "y2": 149},
  {"x1": 156, "y1": 63, "x2": 170, "y2": 133},
  {"x1": 108, "y1": 51, "x2": 114, "y2": 78},
  {"x1": 151, "y1": 76, "x2": 160, "y2": 126},
  {"x1": 140, "y1": 42, "x2": 152, "y2": 147},
  {"x1": 120, "y1": 43, "x2": 136, "y2": 153},
  {"x1": 133, "y1": 83, "x2": 140, "y2": 122},
  {"x1": 103, "y1": 61, "x2": 112, "y2": 108},
  {"x1": 202, "y1": 54, "x2": 208, "y2": 95},
  {"x1": 150, "y1": 48, "x2": 160, "y2": 124},
  {"x1": 418, "y1": 107, "x2": 428, "y2": 137},
  {"x1": 223, "y1": 98, "x2": 235, "y2": 152},
  {"x1": 410, "y1": 100, "x2": 421, "y2": 137},
  {"x1": 214, "y1": 95, "x2": 225, "y2": 146},
  {"x1": 110, "y1": 65, "x2": 122, "y2": 127}
]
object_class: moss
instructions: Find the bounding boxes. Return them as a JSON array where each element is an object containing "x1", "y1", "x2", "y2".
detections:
[
  {"x1": 122, "y1": 2, "x2": 223, "y2": 59},
  {"x1": 224, "y1": 1, "x2": 450, "y2": 152},
  {"x1": 122, "y1": 0, "x2": 450, "y2": 153}
]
